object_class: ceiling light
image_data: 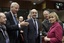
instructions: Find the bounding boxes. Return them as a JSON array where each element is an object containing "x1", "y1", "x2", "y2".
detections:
[{"x1": 33, "y1": 3, "x2": 36, "y2": 5}]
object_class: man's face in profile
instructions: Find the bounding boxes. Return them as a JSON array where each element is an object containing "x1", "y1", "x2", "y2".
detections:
[
  {"x1": 11, "y1": 4, "x2": 19, "y2": 14},
  {"x1": 0, "y1": 13, "x2": 7, "y2": 24}
]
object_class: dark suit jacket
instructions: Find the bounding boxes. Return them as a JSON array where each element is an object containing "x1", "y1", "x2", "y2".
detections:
[
  {"x1": 42, "y1": 19, "x2": 52, "y2": 36},
  {"x1": 47, "y1": 22, "x2": 63, "y2": 43},
  {"x1": 0, "y1": 25, "x2": 7, "y2": 43},
  {"x1": 5, "y1": 11, "x2": 20, "y2": 43},
  {"x1": 23, "y1": 18, "x2": 41, "y2": 43}
]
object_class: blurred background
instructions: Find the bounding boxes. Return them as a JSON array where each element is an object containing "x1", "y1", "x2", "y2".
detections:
[{"x1": 0, "y1": 0, "x2": 64, "y2": 22}]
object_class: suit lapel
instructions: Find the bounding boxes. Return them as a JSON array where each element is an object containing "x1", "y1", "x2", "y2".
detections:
[
  {"x1": 9, "y1": 12, "x2": 15, "y2": 24},
  {"x1": 30, "y1": 19, "x2": 35, "y2": 28},
  {"x1": 30, "y1": 18, "x2": 39, "y2": 31}
]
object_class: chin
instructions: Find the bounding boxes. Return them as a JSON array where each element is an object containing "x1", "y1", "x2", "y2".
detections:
[{"x1": 3, "y1": 22, "x2": 6, "y2": 24}]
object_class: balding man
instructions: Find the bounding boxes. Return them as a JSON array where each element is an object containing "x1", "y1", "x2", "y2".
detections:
[
  {"x1": 5, "y1": 2, "x2": 29, "y2": 43},
  {"x1": 0, "y1": 12, "x2": 10, "y2": 43},
  {"x1": 42, "y1": 10, "x2": 52, "y2": 36},
  {"x1": 24, "y1": 9, "x2": 41, "y2": 43}
]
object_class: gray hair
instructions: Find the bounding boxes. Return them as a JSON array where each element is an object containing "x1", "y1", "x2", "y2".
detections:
[
  {"x1": 29, "y1": 9, "x2": 38, "y2": 18},
  {"x1": 10, "y1": 2, "x2": 19, "y2": 8}
]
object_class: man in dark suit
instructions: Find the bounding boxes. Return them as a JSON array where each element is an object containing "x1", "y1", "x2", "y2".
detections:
[
  {"x1": 5, "y1": 2, "x2": 29, "y2": 43},
  {"x1": 24, "y1": 9, "x2": 41, "y2": 43},
  {"x1": 0, "y1": 12, "x2": 10, "y2": 43},
  {"x1": 42, "y1": 10, "x2": 52, "y2": 36}
]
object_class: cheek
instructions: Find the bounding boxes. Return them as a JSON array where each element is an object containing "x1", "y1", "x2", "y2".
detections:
[
  {"x1": 3, "y1": 19, "x2": 6, "y2": 21},
  {"x1": 54, "y1": 18, "x2": 56, "y2": 22},
  {"x1": 14, "y1": 9, "x2": 16, "y2": 11},
  {"x1": 13, "y1": 8, "x2": 16, "y2": 11},
  {"x1": 2, "y1": 19, "x2": 4, "y2": 22},
  {"x1": 49, "y1": 18, "x2": 54, "y2": 23},
  {"x1": 52, "y1": 18, "x2": 56, "y2": 23}
]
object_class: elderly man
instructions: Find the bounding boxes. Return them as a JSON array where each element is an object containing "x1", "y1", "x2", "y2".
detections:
[
  {"x1": 5, "y1": 2, "x2": 29, "y2": 43},
  {"x1": 0, "y1": 12, "x2": 10, "y2": 43},
  {"x1": 42, "y1": 10, "x2": 52, "y2": 36},
  {"x1": 24, "y1": 9, "x2": 41, "y2": 43}
]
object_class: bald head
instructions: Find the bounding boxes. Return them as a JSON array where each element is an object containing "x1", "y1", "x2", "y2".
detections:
[
  {"x1": 0, "y1": 12, "x2": 5, "y2": 17},
  {"x1": 0, "y1": 12, "x2": 7, "y2": 24},
  {"x1": 10, "y1": 2, "x2": 19, "y2": 14}
]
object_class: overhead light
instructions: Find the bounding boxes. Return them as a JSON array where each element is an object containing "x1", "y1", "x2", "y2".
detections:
[
  {"x1": 9, "y1": 1, "x2": 13, "y2": 3},
  {"x1": 33, "y1": 3, "x2": 36, "y2": 5}
]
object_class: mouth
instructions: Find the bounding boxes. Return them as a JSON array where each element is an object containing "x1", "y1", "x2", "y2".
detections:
[{"x1": 33, "y1": 15, "x2": 36, "y2": 16}]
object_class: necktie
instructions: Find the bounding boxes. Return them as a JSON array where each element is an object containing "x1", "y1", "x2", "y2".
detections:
[
  {"x1": 1, "y1": 25, "x2": 10, "y2": 43},
  {"x1": 34, "y1": 19, "x2": 38, "y2": 38},
  {"x1": 34, "y1": 20, "x2": 37, "y2": 29},
  {"x1": 13, "y1": 15, "x2": 19, "y2": 37},
  {"x1": 13, "y1": 15, "x2": 18, "y2": 25}
]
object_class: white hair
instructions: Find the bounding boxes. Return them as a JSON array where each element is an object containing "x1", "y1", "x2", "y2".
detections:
[
  {"x1": 10, "y1": 2, "x2": 19, "y2": 7},
  {"x1": 30, "y1": 9, "x2": 38, "y2": 14},
  {"x1": 29, "y1": 9, "x2": 38, "y2": 18}
]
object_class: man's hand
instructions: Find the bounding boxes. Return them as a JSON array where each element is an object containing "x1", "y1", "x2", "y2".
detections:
[
  {"x1": 20, "y1": 30, "x2": 23, "y2": 33},
  {"x1": 20, "y1": 21, "x2": 29, "y2": 26}
]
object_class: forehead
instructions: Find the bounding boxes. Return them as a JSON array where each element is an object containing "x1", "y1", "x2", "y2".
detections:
[{"x1": 43, "y1": 11, "x2": 49, "y2": 14}]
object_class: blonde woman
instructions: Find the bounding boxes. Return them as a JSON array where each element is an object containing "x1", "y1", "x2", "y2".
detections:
[{"x1": 44, "y1": 12, "x2": 63, "y2": 43}]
